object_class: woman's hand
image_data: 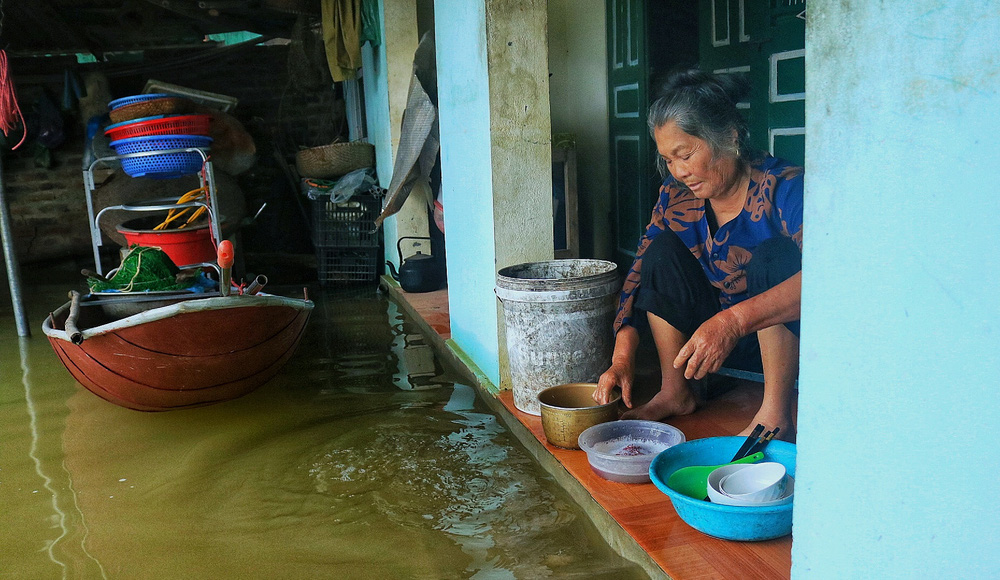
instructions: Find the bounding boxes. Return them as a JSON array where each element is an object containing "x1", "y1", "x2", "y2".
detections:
[
  {"x1": 594, "y1": 359, "x2": 635, "y2": 408},
  {"x1": 673, "y1": 309, "x2": 745, "y2": 380},
  {"x1": 593, "y1": 325, "x2": 640, "y2": 407},
  {"x1": 674, "y1": 271, "x2": 801, "y2": 379}
]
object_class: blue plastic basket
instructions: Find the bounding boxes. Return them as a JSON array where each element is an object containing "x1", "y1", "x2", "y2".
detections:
[
  {"x1": 108, "y1": 93, "x2": 172, "y2": 110},
  {"x1": 109, "y1": 135, "x2": 213, "y2": 179}
]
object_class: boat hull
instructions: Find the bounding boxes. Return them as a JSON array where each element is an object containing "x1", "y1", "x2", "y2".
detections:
[{"x1": 43, "y1": 294, "x2": 313, "y2": 411}]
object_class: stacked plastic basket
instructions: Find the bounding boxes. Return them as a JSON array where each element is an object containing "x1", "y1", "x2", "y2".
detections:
[
  {"x1": 310, "y1": 189, "x2": 382, "y2": 285},
  {"x1": 106, "y1": 94, "x2": 213, "y2": 179}
]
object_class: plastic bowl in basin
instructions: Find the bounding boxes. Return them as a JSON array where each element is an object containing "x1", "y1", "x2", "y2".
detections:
[
  {"x1": 649, "y1": 436, "x2": 796, "y2": 541},
  {"x1": 577, "y1": 420, "x2": 685, "y2": 483}
]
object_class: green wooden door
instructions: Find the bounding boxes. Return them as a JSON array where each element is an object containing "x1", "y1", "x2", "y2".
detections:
[
  {"x1": 699, "y1": 0, "x2": 806, "y2": 166},
  {"x1": 607, "y1": 0, "x2": 698, "y2": 270},
  {"x1": 608, "y1": 0, "x2": 652, "y2": 271}
]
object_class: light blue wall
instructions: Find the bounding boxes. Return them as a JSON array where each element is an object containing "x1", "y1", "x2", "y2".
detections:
[
  {"x1": 433, "y1": 0, "x2": 501, "y2": 385},
  {"x1": 794, "y1": 2, "x2": 1000, "y2": 577},
  {"x1": 360, "y1": 0, "x2": 402, "y2": 261}
]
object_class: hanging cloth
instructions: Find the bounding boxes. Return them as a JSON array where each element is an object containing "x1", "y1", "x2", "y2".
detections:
[
  {"x1": 321, "y1": 0, "x2": 362, "y2": 82},
  {"x1": 374, "y1": 32, "x2": 439, "y2": 228},
  {"x1": 373, "y1": 74, "x2": 438, "y2": 228},
  {"x1": 360, "y1": 0, "x2": 382, "y2": 47}
]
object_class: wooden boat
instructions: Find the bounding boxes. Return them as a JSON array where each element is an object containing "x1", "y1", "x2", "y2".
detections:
[{"x1": 42, "y1": 292, "x2": 313, "y2": 411}]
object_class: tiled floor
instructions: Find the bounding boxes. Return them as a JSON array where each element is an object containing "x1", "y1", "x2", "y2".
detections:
[{"x1": 383, "y1": 280, "x2": 792, "y2": 580}]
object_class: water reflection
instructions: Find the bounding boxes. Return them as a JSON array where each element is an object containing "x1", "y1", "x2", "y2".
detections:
[
  {"x1": 7, "y1": 334, "x2": 108, "y2": 579},
  {"x1": 1, "y1": 285, "x2": 646, "y2": 579}
]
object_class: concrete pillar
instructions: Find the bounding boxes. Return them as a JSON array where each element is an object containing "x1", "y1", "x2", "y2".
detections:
[
  {"x1": 486, "y1": 0, "x2": 553, "y2": 389},
  {"x1": 436, "y1": 0, "x2": 552, "y2": 388},
  {"x1": 485, "y1": 0, "x2": 553, "y2": 269},
  {"x1": 794, "y1": 2, "x2": 1000, "y2": 577}
]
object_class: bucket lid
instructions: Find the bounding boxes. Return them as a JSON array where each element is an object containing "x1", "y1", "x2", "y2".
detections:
[{"x1": 495, "y1": 259, "x2": 620, "y2": 302}]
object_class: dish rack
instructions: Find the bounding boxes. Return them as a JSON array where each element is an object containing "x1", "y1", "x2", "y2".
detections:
[{"x1": 84, "y1": 146, "x2": 221, "y2": 276}]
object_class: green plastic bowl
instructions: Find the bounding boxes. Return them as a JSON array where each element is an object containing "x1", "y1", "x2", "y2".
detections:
[{"x1": 649, "y1": 436, "x2": 796, "y2": 541}]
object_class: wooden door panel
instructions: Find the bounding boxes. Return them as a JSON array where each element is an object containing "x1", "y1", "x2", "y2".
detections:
[
  {"x1": 608, "y1": 0, "x2": 698, "y2": 270},
  {"x1": 701, "y1": 0, "x2": 806, "y2": 167},
  {"x1": 608, "y1": 0, "x2": 649, "y2": 269}
]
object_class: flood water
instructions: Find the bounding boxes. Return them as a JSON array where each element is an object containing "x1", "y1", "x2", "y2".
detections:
[{"x1": 0, "y1": 283, "x2": 647, "y2": 579}]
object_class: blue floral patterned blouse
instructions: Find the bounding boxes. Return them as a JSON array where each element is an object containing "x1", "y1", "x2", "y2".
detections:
[{"x1": 614, "y1": 155, "x2": 804, "y2": 331}]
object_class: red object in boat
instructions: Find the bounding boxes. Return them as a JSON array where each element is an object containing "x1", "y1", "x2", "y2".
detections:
[
  {"x1": 217, "y1": 240, "x2": 235, "y2": 268},
  {"x1": 104, "y1": 114, "x2": 212, "y2": 141},
  {"x1": 117, "y1": 222, "x2": 216, "y2": 267},
  {"x1": 42, "y1": 294, "x2": 313, "y2": 411}
]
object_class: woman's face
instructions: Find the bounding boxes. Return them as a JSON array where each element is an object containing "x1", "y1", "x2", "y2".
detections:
[{"x1": 654, "y1": 120, "x2": 742, "y2": 200}]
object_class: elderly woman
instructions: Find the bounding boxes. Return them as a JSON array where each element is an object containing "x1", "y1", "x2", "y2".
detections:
[{"x1": 593, "y1": 69, "x2": 803, "y2": 440}]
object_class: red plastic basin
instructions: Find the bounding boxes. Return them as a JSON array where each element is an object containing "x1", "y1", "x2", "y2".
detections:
[{"x1": 116, "y1": 222, "x2": 215, "y2": 267}]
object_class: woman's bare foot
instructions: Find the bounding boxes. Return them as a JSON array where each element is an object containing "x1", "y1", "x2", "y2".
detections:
[
  {"x1": 738, "y1": 414, "x2": 796, "y2": 442},
  {"x1": 621, "y1": 386, "x2": 697, "y2": 421}
]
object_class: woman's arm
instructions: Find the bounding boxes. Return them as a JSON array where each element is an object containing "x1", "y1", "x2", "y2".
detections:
[
  {"x1": 673, "y1": 271, "x2": 801, "y2": 380},
  {"x1": 600, "y1": 180, "x2": 680, "y2": 402}
]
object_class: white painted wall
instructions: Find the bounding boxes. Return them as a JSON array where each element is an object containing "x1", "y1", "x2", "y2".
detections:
[
  {"x1": 547, "y1": 0, "x2": 611, "y2": 259},
  {"x1": 794, "y1": 2, "x2": 1000, "y2": 577},
  {"x1": 433, "y1": 0, "x2": 501, "y2": 384}
]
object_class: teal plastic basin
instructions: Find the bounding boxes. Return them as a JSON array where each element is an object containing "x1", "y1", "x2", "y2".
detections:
[{"x1": 649, "y1": 436, "x2": 796, "y2": 541}]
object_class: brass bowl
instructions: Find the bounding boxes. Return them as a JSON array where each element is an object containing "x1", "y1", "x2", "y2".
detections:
[{"x1": 538, "y1": 383, "x2": 621, "y2": 449}]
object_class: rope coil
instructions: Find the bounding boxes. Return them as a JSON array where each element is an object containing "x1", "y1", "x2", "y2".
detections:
[{"x1": 0, "y1": 49, "x2": 26, "y2": 150}]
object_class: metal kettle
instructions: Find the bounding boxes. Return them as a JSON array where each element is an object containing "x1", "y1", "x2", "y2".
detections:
[{"x1": 385, "y1": 236, "x2": 444, "y2": 293}]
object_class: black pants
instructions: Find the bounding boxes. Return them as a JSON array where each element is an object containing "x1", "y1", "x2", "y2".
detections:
[{"x1": 633, "y1": 233, "x2": 801, "y2": 373}]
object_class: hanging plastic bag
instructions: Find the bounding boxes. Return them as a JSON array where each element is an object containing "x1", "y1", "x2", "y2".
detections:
[{"x1": 330, "y1": 168, "x2": 375, "y2": 203}]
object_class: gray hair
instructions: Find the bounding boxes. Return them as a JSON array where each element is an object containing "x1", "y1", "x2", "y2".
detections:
[{"x1": 648, "y1": 69, "x2": 755, "y2": 176}]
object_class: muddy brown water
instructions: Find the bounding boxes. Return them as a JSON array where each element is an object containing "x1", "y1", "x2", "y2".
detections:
[{"x1": 0, "y1": 283, "x2": 647, "y2": 579}]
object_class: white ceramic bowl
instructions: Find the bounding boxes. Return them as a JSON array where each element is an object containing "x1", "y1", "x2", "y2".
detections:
[
  {"x1": 707, "y1": 464, "x2": 796, "y2": 507},
  {"x1": 720, "y1": 462, "x2": 787, "y2": 503},
  {"x1": 705, "y1": 464, "x2": 753, "y2": 504}
]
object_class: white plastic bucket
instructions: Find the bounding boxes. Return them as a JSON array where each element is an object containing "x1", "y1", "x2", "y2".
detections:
[{"x1": 495, "y1": 259, "x2": 619, "y2": 415}]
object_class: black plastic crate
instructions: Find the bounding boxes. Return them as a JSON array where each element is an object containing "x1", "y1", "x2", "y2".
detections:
[
  {"x1": 316, "y1": 246, "x2": 381, "y2": 285},
  {"x1": 310, "y1": 195, "x2": 381, "y2": 247}
]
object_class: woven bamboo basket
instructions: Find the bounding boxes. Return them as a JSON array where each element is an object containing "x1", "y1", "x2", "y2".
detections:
[
  {"x1": 295, "y1": 142, "x2": 375, "y2": 178},
  {"x1": 108, "y1": 97, "x2": 197, "y2": 124}
]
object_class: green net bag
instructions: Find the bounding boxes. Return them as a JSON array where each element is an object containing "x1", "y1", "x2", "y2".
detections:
[{"x1": 88, "y1": 245, "x2": 198, "y2": 293}]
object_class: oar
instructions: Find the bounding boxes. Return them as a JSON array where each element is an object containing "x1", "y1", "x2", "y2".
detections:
[{"x1": 65, "y1": 290, "x2": 84, "y2": 344}]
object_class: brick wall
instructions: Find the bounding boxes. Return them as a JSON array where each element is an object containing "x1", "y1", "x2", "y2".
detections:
[{"x1": 4, "y1": 39, "x2": 345, "y2": 266}]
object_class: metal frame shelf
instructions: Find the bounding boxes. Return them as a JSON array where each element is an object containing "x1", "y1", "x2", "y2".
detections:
[{"x1": 83, "y1": 147, "x2": 221, "y2": 275}]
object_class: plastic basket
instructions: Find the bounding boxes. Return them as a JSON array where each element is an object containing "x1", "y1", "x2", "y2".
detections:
[
  {"x1": 108, "y1": 93, "x2": 172, "y2": 110},
  {"x1": 108, "y1": 97, "x2": 196, "y2": 124},
  {"x1": 105, "y1": 114, "x2": 212, "y2": 140},
  {"x1": 109, "y1": 135, "x2": 213, "y2": 179},
  {"x1": 296, "y1": 142, "x2": 376, "y2": 178},
  {"x1": 310, "y1": 195, "x2": 380, "y2": 247},
  {"x1": 316, "y1": 246, "x2": 380, "y2": 285}
]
